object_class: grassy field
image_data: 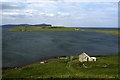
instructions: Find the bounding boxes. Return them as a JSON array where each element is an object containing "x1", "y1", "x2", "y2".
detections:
[
  {"x1": 2, "y1": 55, "x2": 119, "y2": 79},
  {"x1": 9, "y1": 26, "x2": 119, "y2": 35},
  {"x1": 9, "y1": 26, "x2": 77, "y2": 32},
  {"x1": 82, "y1": 30, "x2": 120, "y2": 35}
]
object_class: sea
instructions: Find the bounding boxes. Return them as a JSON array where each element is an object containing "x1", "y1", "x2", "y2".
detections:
[{"x1": 2, "y1": 26, "x2": 119, "y2": 68}]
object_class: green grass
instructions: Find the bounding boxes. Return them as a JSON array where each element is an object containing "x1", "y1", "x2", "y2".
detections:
[
  {"x1": 2, "y1": 55, "x2": 119, "y2": 78},
  {"x1": 82, "y1": 29, "x2": 120, "y2": 35},
  {"x1": 9, "y1": 26, "x2": 119, "y2": 35},
  {"x1": 9, "y1": 26, "x2": 78, "y2": 32}
]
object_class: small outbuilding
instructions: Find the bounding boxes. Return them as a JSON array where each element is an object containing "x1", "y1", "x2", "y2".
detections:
[
  {"x1": 79, "y1": 52, "x2": 96, "y2": 62},
  {"x1": 40, "y1": 61, "x2": 47, "y2": 64},
  {"x1": 90, "y1": 57, "x2": 96, "y2": 61}
]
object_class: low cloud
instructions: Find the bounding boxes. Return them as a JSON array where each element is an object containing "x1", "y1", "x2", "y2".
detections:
[
  {"x1": 1, "y1": 0, "x2": 118, "y2": 27},
  {"x1": 1, "y1": 2, "x2": 26, "y2": 10}
]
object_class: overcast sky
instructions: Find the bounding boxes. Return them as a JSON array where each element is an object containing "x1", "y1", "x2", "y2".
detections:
[{"x1": 1, "y1": 0, "x2": 119, "y2": 27}]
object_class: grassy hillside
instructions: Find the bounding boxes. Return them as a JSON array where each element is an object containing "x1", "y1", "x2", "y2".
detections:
[
  {"x1": 9, "y1": 26, "x2": 78, "y2": 32},
  {"x1": 2, "y1": 55, "x2": 119, "y2": 79}
]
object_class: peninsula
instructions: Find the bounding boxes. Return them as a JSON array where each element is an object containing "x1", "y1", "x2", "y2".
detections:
[
  {"x1": 9, "y1": 24, "x2": 79, "y2": 32},
  {"x1": 4, "y1": 24, "x2": 118, "y2": 35}
]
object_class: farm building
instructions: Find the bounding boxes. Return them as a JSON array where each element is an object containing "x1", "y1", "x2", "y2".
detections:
[
  {"x1": 79, "y1": 52, "x2": 96, "y2": 62},
  {"x1": 75, "y1": 28, "x2": 80, "y2": 31},
  {"x1": 40, "y1": 61, "x2": 47, "y2": 64}
]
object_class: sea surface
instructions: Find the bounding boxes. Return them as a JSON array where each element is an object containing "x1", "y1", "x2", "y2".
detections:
[{"x1": 2, "y1": 27, "x2": 118, "y2": 67}]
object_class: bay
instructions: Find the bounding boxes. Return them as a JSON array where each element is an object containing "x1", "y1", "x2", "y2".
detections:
[{"x1": 2, "y1": 28, "x2": 118, "y2": 67}]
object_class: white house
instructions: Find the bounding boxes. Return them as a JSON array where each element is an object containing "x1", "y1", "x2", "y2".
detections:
[
  {"x1": 79, "y1": 52, "x2": 96, "y2": 62},
  {"x1": 75, "y1": 28, "x2": 80, "y2": 31}
]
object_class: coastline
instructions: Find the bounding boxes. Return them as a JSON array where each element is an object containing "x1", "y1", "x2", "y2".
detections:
[
  {"x1": 2, "y1": 54, "x2": 118, "y2": 70},
  {"x1": 2, "y1": 56, "x2": 58, "y2": 70},
  {"x1": 2, "y1": 54, "x2": 118, "y2": 78},
  {"x1": 9, "y1": 26, "x2": 120, "y2": 35}
]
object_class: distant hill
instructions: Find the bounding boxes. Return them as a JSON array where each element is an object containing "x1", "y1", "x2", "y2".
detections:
[
  {"x1": 2, "y1": 23, "x2": 52, "y2": 28},
  {"x1": 34, "y1": 23, "x2": 52, "y2": 26}
]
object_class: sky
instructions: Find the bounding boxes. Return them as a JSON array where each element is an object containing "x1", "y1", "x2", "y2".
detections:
[{"x1": 0, "y1": 0, "x2": 119, "y2": 27}]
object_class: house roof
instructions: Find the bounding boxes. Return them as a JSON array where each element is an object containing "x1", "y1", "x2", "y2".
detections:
[
  {"x1": 91, "y1": 57, "x2": 96, "y2": 59},
  {"x1": 79, "y1": 52, "x2": 90, "y2": 59}
]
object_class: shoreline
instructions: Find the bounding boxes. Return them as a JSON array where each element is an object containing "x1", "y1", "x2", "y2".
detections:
[
  {"x1": 9, "y1": 26, "x2": 119, "y2": 35},
  {"x1": 2, "y1": 54, "x2": 118, "y2": 78},
  {"x1": 2, "y1": 56, "x2": 58, "y2": 70},
  {"x1": 2, "y1": 54, "x2": 118, "y2": 70}
]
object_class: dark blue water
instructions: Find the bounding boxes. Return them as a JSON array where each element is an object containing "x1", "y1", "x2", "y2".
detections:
[{"x1": 2, "y1": 28, "x2": 118, "y2": 67}]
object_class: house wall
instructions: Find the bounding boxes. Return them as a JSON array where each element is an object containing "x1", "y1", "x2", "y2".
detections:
[
  {"x1": 79, "y1": 56, "x2": 96, "y2": 62},
  {"x1": 79, "y1": 53, "x2": 96, "y2": 62},
  {"x1": 89, "y1": 58, "x2": 94, "y2": 61},
  {"x1": 79, "y1": 56, "x2": 91, "y2": 62},
  {"x1": 82, "y1": 58, "x2": 88, "y2": 62}
]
